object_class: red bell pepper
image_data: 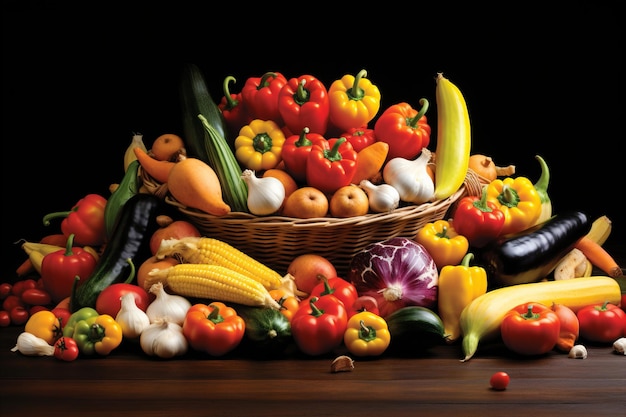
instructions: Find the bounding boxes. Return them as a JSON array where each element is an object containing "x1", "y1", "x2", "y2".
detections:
[
  {"x1": 306, "y1": 137, "x2": 357, "y2": 194},
  {"x1": 291, "y1": 295, "x2": 348, "y2": 356},
  {"x1": 500, "y1": 302, "x2": 560, "y2": 356},
  {"x1": 281, "y1": 127, "x2": 328, "y2": 183},
  {"x1": 278, "y1": 74, "x2": 330, "y2": 136},
  {"x1": 373, "y1": 100, "x2": 431, "y2": 162},
  {"x1": 42, "y1": 193, "x2": 107, "y2": 247},
  {"x1": 452, "y1": 186, "x2": 505, "y2": 248},
  {"x1": 241, "y1": 71, "x2": 287, "y2": 125},
  {"x1": 218, "y1": 75, "x2": 252, "y2": 141},
  {"x1": 340, "y1": 125, "x2": 376, "y2": 153},
  {"x1": 40, "y1": 234, "x2": 98, "y2": 304},
  {"x1": 577, "y1": 301, "x2": 626, "y2": 343},
  {"x1": 307, "y1": 275, "x2": 359, "y2": 318},
  {"x1": 182, "y1": 302, "x2": 245, "y2": 356}
]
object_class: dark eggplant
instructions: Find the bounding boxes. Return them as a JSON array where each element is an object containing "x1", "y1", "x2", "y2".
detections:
[
  {"x1": 476, "y1": 211, "x2": 590, "y2": 287},
  {"x1": 70, "y1": 193, "x2": 161, "y2": 312}
]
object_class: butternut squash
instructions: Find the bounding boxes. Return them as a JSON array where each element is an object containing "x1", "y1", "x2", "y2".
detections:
[
  {"x1": 352, "y1": 141, "x2": 389, "y2": 184},
  {"x1": 167, "y1": 156, "x2": 231, "y2": 216}
]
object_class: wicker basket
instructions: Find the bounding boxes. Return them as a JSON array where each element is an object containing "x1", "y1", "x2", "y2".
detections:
[{"x1": 146, "y1": 168, "x2": 484, "y2": 277}]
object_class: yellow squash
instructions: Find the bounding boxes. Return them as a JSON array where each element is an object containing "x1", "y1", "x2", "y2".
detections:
[{"x1": 433, "y1": 73, "x2": 471, "y2": 201}]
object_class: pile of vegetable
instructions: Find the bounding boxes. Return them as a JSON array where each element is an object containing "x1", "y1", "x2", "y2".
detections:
[{"x1": 2, "y1": 65, "x2": 625, "y2": 363}]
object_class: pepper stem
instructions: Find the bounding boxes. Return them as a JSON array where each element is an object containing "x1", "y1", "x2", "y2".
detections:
[{"x1": 407, "y1": 98, "x2": 429, "y2": 128}]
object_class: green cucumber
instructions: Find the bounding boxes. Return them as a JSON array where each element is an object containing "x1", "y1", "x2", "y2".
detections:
[
  {"x1": 70, "y1": 193, "x2": 161, "y2": 312},
  {"x1": 385, "y1": 306, "x2": 446, "y2": 354},
  {"x1": 234, "y1": 305, "x2": 292, "y2": 358}
]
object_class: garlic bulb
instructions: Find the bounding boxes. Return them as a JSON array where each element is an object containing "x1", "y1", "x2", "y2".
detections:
[
  {"x1": 241, "y1": 169, "x2": 285, "y2": 215},
  {"x1": 359, "y1": 180, "x2": 400, "y2": 212},
  {"x1": 140, "y1": 319, "x2": 188, "y2": 358},
  {"x1": 116, "y1": 292, "x2": 151, "y2": 340},
  {"x1": 11, "y1": 332, "x2": 55, "y2": 356},
  {"x1": 146, "y1": 282, "x2": 191, "y2": 325},
  {"x1": 382, "y1": 148, "x2": 434, "y2": 204},
  {"x1": 613, "y1": 337, "x2": 626, "y2": 355}
]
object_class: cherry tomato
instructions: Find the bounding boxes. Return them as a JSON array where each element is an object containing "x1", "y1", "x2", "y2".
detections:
[
  {"x1": 51, "y1": 307, "x2": 72, "y2": 329},
  {"x1": 21, "y1": 288, "x2": 52, "y2": 306},
  {"x1": 54, "y1": 336, "x2": 80, "y2": 362},
  {"x1": 0, "y1": 283, "x2": 12, "y2": 300},
  {"x1": 3, "y1": 295, "x2": 25, "y2": 313},
  {"x1": 490, "y1": 371, "x2": 510, "y2": 390},
  {"x1": 9, "y1": 305, "x2": 30, "y2": 325},
  {"x1": 11, "y1": 278, "x2": 37, "y2": 297},
  {"x1": 0, "y1": 310, "x2": 11, "y2": 327},
  {"x1": 95, "y1": 283, "x2": 151, "y2": 317},
  {"x1": 577, "y1": 301, "x2": 626, "y2": 343},
  {"x1": 29, "y1": 305, "x2": 49, "y2": 315}
]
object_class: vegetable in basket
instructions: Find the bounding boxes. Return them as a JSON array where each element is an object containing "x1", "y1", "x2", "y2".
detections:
[
  {"x1": 306, "y1": 137, "x2": 357, "y2": 194},
  {"x1": 347, "y1": 236, "x2": 438, "y2": 318},
  {"x1": 234, "y1": 119, "x2": 286, "y2": 171},
  {"x1": 328, "y1": 69, "x2": 381, "y2": 133},
  {"x1": 278, "y1": 74, "x2": 330, "y2": 135},
  {"x1": 241, "y1": 71, "x2": 287, "y2": 124}
]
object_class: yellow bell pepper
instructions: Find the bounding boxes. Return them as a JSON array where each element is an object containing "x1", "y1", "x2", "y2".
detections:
[
  {"x1": 415, "y1": 219, "x2": 469, "y2": 270},
  {"x1": 72, "y1": 314, "x2": 123, "y2": 356},
  {"x1": 437, "y1": 253, "x2": 487, "y2": 343},
  {"x1": 234, "y1": 119, "x2": 285, "y2": 171},
  {"x1": 343, "y1": 310, "x2": 390, "y2": 357},
  {"x1": 328, "y1": 69, "x2": 381, "y2": 132},
  {"x1": 485, "y1": 176, "x2": 542, "y2": 236}
]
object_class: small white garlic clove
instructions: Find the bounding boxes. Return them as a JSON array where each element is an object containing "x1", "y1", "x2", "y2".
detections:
[
  {"x1": 568, "y1": 344, "x2": 588, "y2": 359},
  {"x1": 331, "y1": 355, "x2": 355, "y2": 373},
  {"x1": 612, "y1": 337, "x2": 626, "y2": 355},
  {"x1": 359, "y1": 180, "x2": 400, "y2": 213}
]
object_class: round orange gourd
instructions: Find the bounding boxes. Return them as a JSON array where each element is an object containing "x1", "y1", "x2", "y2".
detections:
[
  {"x1": 468, "y1": 154, "x2": 497, "y2": 182},
  {"x1": 167, "y1": 157, "x2": 231, "y2": 216},
  {"x1": 151, "y1": 133, "x2": 185, "y2": 161}
]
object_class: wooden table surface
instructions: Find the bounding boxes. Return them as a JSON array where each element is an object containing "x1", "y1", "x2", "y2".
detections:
[{"x1": 1, "y1": 246, "x2": 625, "y2": 417}]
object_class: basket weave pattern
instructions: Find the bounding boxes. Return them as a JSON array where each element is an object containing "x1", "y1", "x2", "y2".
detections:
[{"x1": 143, "y1": 167, "x2": 484, "y2": 276}]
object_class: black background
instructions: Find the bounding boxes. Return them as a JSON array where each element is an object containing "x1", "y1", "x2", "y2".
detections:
[{"x1": 2, "y1": 3, "x2": 624, "y2": 279}]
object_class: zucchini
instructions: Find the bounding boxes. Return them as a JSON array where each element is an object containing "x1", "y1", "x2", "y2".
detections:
[
  {"x1": 476, "y1": 210, "x2": 591, "y2": 287},
  {"x1": 103, "y1": 159, "x2": 142, "y2": 239},
  {"x1": 385, "y1": 306, "x2": 446, "y2": 354},
  {"x1": 234, "y1": 305, "x2": 293, "y2": 358},
  {"x1": 71, "y1": 193, "x2": 161, "y2": 312},
  {"x1": 179, "y1": 63, "x2": 248, "y2": 213}
]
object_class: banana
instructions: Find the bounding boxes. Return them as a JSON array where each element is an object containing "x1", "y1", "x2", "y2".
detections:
[
  {"x1": 123, "y1": 132, "x2": 148, "y2": 172},
  {"x1": 432, "y1": 73, "x2": 471, "y2": 201},
  {"x1": 585, "y1": 215, "x2": 612, "y2": 246}
]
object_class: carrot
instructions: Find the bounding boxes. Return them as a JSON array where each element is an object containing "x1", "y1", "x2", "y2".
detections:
[
  {"x1": 352, "y1": 141, "x2": 389, "y2": 184},
  {"x1": 574, "y1": 236, "x2": 622, "y2": 278},
  {"x1": 133, "y1": 147, "x2": 176, "y2": 183}
]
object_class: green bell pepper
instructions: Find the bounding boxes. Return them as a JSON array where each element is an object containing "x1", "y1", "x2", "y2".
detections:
[
  {"x1": 63, "y1": 306, "x2": 99, "y2": 338},
  {"x1": 72, "y1": 314, "x2": 123, "y2": 355}
]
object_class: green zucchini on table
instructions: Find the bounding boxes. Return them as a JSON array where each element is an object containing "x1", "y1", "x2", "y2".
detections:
[
  {"x1": 234, "y1": 305, "x2": 293, "y2": 358},
  {"x1": 385, "y1": 306, "x2": 446, "y2": 354},
  {"x1": 70, "y1": 193, "x2": 161, "y2": 312},
  {"x1": 476, "y1": 210, "x2": 591, "y2": 287}
]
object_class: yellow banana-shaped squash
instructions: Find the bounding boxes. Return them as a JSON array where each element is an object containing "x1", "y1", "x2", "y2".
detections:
[{"x1": 433, "y1": 73, "x2": 471, "y2": 201}]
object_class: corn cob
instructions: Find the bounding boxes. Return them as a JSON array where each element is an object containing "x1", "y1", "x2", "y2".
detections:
[
  {"x1": 155, "y1": 236, "x2": 283, "y2": 290},
  {"x1": 146, "y1": 263, "x2": 281, "y2": 310}
]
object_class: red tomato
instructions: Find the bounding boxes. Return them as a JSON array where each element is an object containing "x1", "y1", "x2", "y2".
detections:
[
  {"x1": 51, "y1": 307, "x2": 72, "y2": 329},
  {"x1": 577, "y1": 301, "x2": 626, "y2": 343},
  {"x1": 11, "y1": 279, "x2": 37, "y2": 297},
  {"x1": 0, "y1": 310, "x2": 11, "y2": 327},
  {"x1": 54, "y1": 336, "x2": 80, "y2": 361},
  {"x1": 3, "y1": 295, "x2": 25, "y2": 312},
  {"x1": 0, "y1": 283, "x2": 12, "y2": 300},
  {"x1": 95, "y1": 283, "x2": 151, "y2": 317},
  {"x1": 21, "y1": 288, "x2": 52, "y2": 306},
  {"x1": 490, "y1": 371, "x2": 510, "y2": 390},
  {"x1": 9, "y1": 305, "x2": 30, "y2": 325},
  {"x1": 500, "y1": 302, "x2": 560, "y2": 356},
  {"x1": 29, "y1": 305, "x2": 49, "y2": 315}
]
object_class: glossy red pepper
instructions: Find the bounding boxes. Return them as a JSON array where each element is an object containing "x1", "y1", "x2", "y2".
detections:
[
  {"x1": 340, "y1": 125, "x2": 376, "y2": 153},
  {"x1": 306, "y1": 137, "x2": 357, "y2": 194},
  {"x1": 307, "y1": 275, "x2": 359, "y2": 317},
  {"x1": 42, "y1": 193, "x2": 107, "y2": 247},
  {"x1": 218, "y1": 75, "x2": 252, "y2": 141},
  {"x1": 40, "y1": 233, "x2": 98, "y2": 304},
  {"x1": 452, "y1": 186, "x2": 505, "y2": 248},
  {"x1": 577, "y1": 301, "x2": 626, "y2": 343},
  {"x1": 241, "y1": 71, "x2": 287, "y2": 125},
  {"x1": 182, "y1": 302, "x2": 246, "y2": 357},
  {"x1": 278, "y1": 74, "x2": 330, "y2": 135},
  {"x1": 291, "y1": 295, "x2": 348, "y2": 356},
  {"x1": 281, "y1": 127, "x2": 328, "y2": 183},
  {"x1": 373, "y1": 100, "x2": 431, "y2": 162}
]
